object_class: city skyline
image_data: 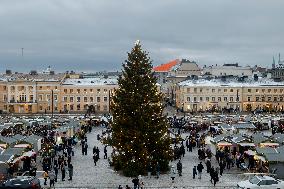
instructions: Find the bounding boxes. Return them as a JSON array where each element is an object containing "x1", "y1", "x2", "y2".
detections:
[{"x1": 0, "y1": 0, "x2": 284, "y2": 72}]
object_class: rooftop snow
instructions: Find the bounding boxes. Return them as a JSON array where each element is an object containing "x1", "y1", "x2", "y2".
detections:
[
  {"x1": 178, "y1": 78, "x2": 284, "y2": 87},
  {"x1": 63, "y1": 78, "x2": 118, "y2": 86}
]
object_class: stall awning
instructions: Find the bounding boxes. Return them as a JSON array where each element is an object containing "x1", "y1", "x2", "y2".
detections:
[
  {"x1": 22, "y1": 151, "x2": 36, "y2": 157},
  {"x1": 239, "y1": 143, "x2": 255, "y2": 147},
  {"x1": 14, "y1": 144, "x2": 30, "y2": 148},
  {"x1": 217, "y1": 142, "x2": 232, "y2": 146},
  {"x1": 260, "y1": 143, "x2": 280, "y2": 147},
  {"x1": 245, "y1": 150, "x2": 256, "y2": 156},
  {"x1": 255, "y1": 155, "x2": 266, "y2": 162}
]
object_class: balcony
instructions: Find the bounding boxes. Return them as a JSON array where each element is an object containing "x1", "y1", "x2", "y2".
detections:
[{"x1": 8, "y1": 100, "x2": 37, "y2": 104}]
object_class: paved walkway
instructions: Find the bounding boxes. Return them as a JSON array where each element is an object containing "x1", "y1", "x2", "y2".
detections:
[{"x1": 53, "y1": 127, "x2": 244, "y2": 188}]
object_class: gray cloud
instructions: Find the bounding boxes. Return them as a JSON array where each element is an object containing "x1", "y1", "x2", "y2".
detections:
[{"x1": 0, "y1": 0, "x2": 284, "y2": 72}]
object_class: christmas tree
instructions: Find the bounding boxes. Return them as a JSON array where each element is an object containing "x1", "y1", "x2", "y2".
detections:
[{"x1": 111, "y1": 41, "x2": 172, "y2": 177}]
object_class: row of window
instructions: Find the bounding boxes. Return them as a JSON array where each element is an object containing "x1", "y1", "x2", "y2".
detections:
[
  {"x1": 10, "y1": 86, "x2": 58, "y2": 91},
  {"x1": 248, "y1": 96, "x2": 284, "y2": 102},
  {"x1": 188, "y1": 88, "x2": 284, "y2": 93},
  {"x1": 62, "y1": 96, "x2": 108, "y2": 103},
  {"x1": 187, "y1": 96, "x2": 238, "y2": 102},
  {"x1": 38, "y1": 104, "x2": 108, "y2": 111},
  {"x1": 63, "y1": 88, "x2": 109, "y2": 94}
]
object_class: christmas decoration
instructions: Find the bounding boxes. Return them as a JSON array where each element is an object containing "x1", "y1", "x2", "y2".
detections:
[{"x1": 111, "y1": 41, "x2": 172, "y2": 177}]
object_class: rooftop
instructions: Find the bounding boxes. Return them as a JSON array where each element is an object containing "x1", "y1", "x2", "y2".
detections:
[
  {"x1": 153, "y1": 59, "x2": 179, "y2": 72},
  {"x1": 178, "y1": 78, "x2": 284, "y2": 87},
  {"x1": 63, "y1": 77, "x2": 118, "y2": 86}
]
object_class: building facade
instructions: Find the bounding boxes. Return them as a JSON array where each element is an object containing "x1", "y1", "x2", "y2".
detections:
[
  {"x1": 203, "y1": 63, "x2": 253, "y2": 77},
  {"x1": 176, "y1": 79, "x2": 284, "y2": 112}
]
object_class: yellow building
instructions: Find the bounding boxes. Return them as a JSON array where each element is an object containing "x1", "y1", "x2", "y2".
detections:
[
  {"x1": 0, "y1": 79, "x2": 7, "y2": 112},
  {"x1": 176, "y1": 79, "x2": 284, "y2": 112},
  {"x1": 60, "y1": 78, "x2": 118, "y2": 113}
]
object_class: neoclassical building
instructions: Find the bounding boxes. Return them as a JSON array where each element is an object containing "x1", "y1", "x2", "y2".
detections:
[{"x1": 176, "y1": 78, "x2": 284, "y2": 112}]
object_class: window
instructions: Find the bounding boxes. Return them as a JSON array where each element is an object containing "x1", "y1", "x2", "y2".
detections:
[
  {"x1": 256, "y1": 89, "x2": 259, "y2": 93},
  {"x1": 200, "y1": 89, "x2": 203, "y2": 93},
  {"x1": 224, "y1": 89, "x2": 227, "y2": 92},
  {"x1": 90, "y1": 97, "x2": 94, "y2": 102},
  {"x1": 280, "y1": 96, "x2": 283, "y2": 101},
  {"x1": 54, "y1": 95, "x2": 58, "y2": 101},
  {"x1": 212, "y1": 97, "x2": 215, "y2": 101},
  {"x1": 84, "y1": 104, "x2": 88, "y2": 110},
  {"x1": 230, "y1": 89, "x2": 233, "y2": 92},
  {"x1": 70, "y1": 97, "x2": 74, "y2": 102},
  {"x1": 247, "y1": 97, "x2": 251, "y2": 102},
  {"x1": 70, "y1": 89, "x2": 73, "y2": 93},
  {"x1": 47, "y1": 86, "x2": 50, "y2": 90},
  {"x1": 274, "y1": 97, "x2": 277, "y2": 102},
  {"x1": 97, "y1": 97, "x2": 101, "y2": 102},
  {"x1": 104, "y1": 97, "x2": 108, "y2": 102},
  {"x1": 77, "y1": 97, "x2": 80, "y2": 102},
  {"x1": 194, "y1": 97, "x2": 197, "y2": 102},
  {"x1": 256, "y1": 97, "x2": 260, "y2": 102},
  {"x1": 29, "y1": 95, "x2": 33, "y2": 102},
  {"x1": 218, "y1": 89, "x2": 221, "y2": 92},
  {"x1": 218, "y1": 97, "x2": 221, "y2": 102},
  {"x1": 194, "y1": 88, "x2": 197, "y2": 93},
  {"x1": 230, "y1": 97, "x2": 233, "y2": 102},
  {"x1": 3, "y1": 86, "x2": 6, "y2": 90},
  {"x1": 224, "y1": 97, "x2": 227, "y2": 101},
  {"x1": 268, "y1": 96, "x2": 271, "y2": 101},
  {"x1": 90, "y1": 89, "x2": 93, "y2": 93},
  {"x1": 103, "y1": 105, "x2": 108, "y2": 111},
  {"x1": 187, "y1": 88, "x2": 190, "y2": 93},
  {"x1": 212, "y1": 89, "x2": 215, "y2": 93},
  {"x1": 200, "y1": 97, "x2": 203, "y2": 101},
  {"x1": 39, "y1": 94, "x2": 43, "y2": 101},
  {"x1": 39, "y1": 86, "x2": 42, "y2": 90},
  {"x1": 97, "y1": 89, "x2": 101, "y2": 93},
  {"x1": 104, "y1": 89, "x2": 108, "y2": 93},
  {"x1": 274, "y1": 89, "x2": 277, "y2": 93},
  {"x1": 262, "y1": 89, "x2": 265, "y2": 93},
  {"x1": 39, "y1": 105, "x2": 43, "y2": 111},
  {"x1": 84, "y1": 97, "x2": 88, "y2": 102},
  {"x1": 187, "y1": 97, "x2": 190, "y2": 102},
  {"x1": 84, "y1": 89, "x2": 87, "y2": 93},
  {"x1": 55, "y1": 86, "x2": 57, "y2": 89},
  {"x1": 248, "y1": 89, "x2": 251, "y2": 93},
  {"x1": 97, "y1": 104, "x2": 100, "y2": 111},
  {"x1": 268, "y1": 89, "x2": 271, "y2": 93},
  {"x1": 64, "y1": 89, "x2": 67, "y2": 93},
  {"x1": 63, "y1": 96, "x2": 67, "y2": 102},
  {"x1": 70, "y1": 105, "x2": 74, "y2": 111},
  {"x1": 262, "y1": 96, "x2": 265, "y2": 101},
  {"x1": 77, "y1": 89, "x2": 80, "y2": 93},
  {"x1": 280, "y1": 89, "x2": 283, "y2": 93},
  {"x1": 77, "y1": 104, "x2": 80, "y2": 111},
  {"x1": 46, "y1": 94, "x2": 50, "y2": 101},
  {"x1": 206, "y1": 97, "x2": 209, "y2": 101}
]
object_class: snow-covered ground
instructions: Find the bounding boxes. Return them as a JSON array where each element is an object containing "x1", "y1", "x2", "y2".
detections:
[{"x1": 52, "y1": 127, "x2": 246, "y2": 188}]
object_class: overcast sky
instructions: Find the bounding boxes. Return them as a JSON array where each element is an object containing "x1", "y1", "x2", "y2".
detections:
[{"x1": 0, "y1": 0, "x2": 284, "y2": 73}]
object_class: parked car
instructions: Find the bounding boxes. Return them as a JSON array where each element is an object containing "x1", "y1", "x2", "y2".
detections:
[
  {"x1": 22, "y1": 170, "x2": 45, "y2": 186},
  {"x1": 237, "y1": 175, "x2": 284, "y2": 189},
  {"x1": 0, "y1": 176, "x2": 41, "y2": 189}
]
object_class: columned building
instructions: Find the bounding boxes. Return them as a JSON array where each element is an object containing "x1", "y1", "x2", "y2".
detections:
[{"x1": 176, "y1": 79, "x2": 284, "y2": 112}]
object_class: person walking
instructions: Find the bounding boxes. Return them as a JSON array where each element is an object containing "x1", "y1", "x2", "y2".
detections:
[
  {"x1": 197, "y1": 162, "x2": 204, "y2": 179},
  {"x1": 54, "y1": 166, "x2": 58, "y2": 182},
  {"x1": 156, "y1": 162, "x2": 160, "y2": 179},
  {"x1": 213, "y1": 169, "x2": 219, "y2": 187},
  {"x1": 61, "y1": 165, "x2": 66, "y2": 181},
  {"x1": 68, "y1": 164, "x2": 73, "y2": 181},
  {"x1": 132, "y1": 177, "x2": 139, "y2": 189},
  {"x1": 177, "y1": 160, "x2": 182, "y2": 176},
  {"x1": 43, "y1": 171, "x2": 49, "y2": 185},
  {"x1": 147, "y1": 162, "x2": 152, "y2": 178},
  {"x1": 170, "y1": 165, "x2": 176, "y2": 183},
  {"x1": 49, "y1": 170, "x2": 55, "y2": 188},
  {"x1": 104, "y1": 146, "x2": 107, "y2": 159},
  {"x1": 93, "y1": 153, "x2": 98, "y2": 166},
  {"x1": 193, "y1": 166, "x2": 197, "y2": 179}
]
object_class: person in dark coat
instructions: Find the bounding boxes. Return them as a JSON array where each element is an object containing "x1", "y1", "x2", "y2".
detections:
[
  {"x1": 96, "y1": 147, "x2": 100, "y2": 159},
  {"x1": 93, "y1": 154, "x2": 98, "y2": 166},
  {"x1": 193, "y1": 166, "x2": 197, "y2": 179},
  {"x1": 197, "y1": 162, "x2": 204, "y2": 179},
  {"x1": 177, "y1": 160, "x2": 182, "y2": 176},
  {"x1": 61, "y1": 165, "x2": 66, "y2": 181},
  {"x1": 213, "y1": 170, "x2": 219, "y2": 186},
  {"x1": 68, "y1": 164, "x2": 73, "y2": 181},
  {"x1": 54, "y1": 166, "x2": 58, "y2": 182},
  {"x1": 210, "y1": 167, "x2": 215, "y2": 183},
  {"x1": 132, "y1": 177, "x2": 139, "y2": 189},
  {"x1": 104, "y1": 146, "x2": 107, "y2": 159}
]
